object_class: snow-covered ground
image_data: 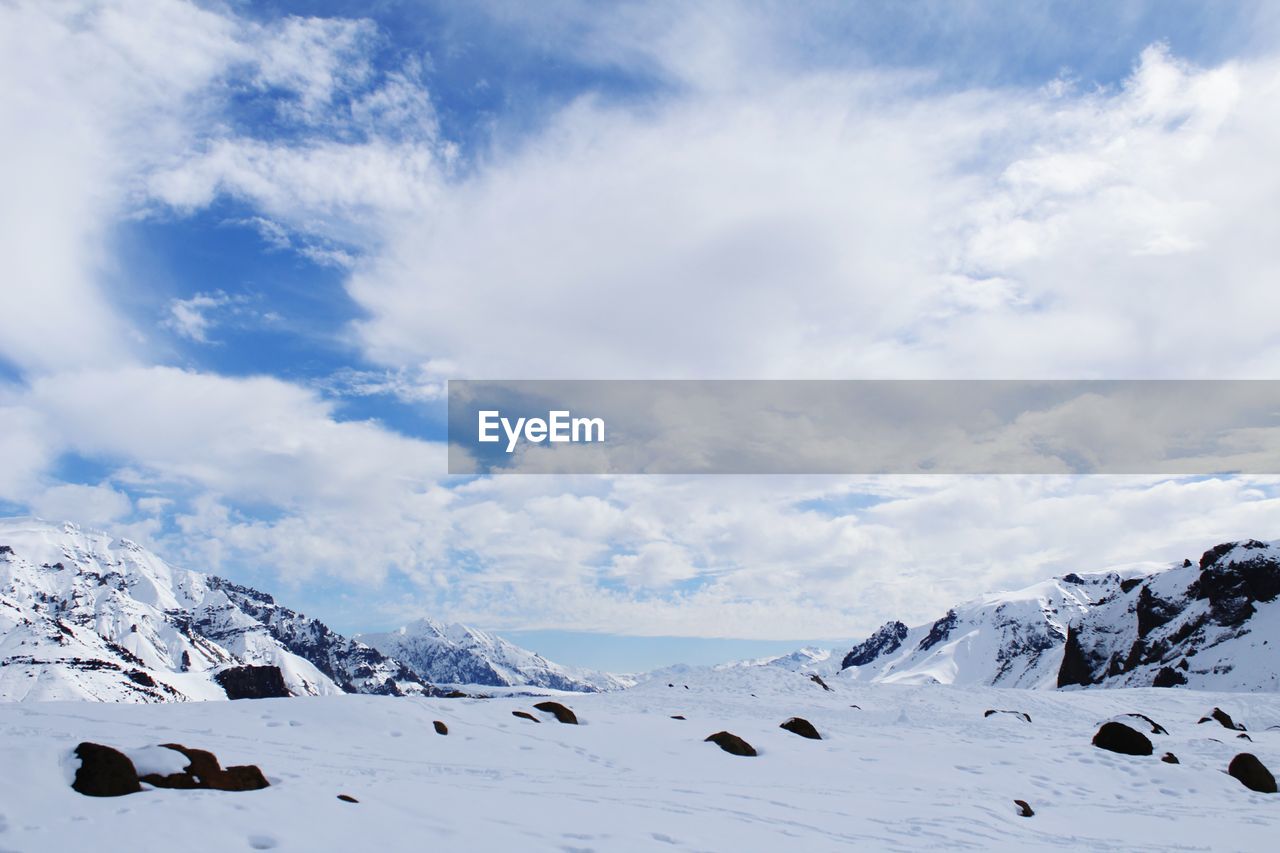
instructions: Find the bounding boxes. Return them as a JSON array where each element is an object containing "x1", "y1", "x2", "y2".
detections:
[{"x1": 3, "y1": 667, "x2": 1277, "y2": 851}]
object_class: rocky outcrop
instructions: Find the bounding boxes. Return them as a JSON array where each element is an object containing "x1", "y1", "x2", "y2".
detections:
[
  {"x1": 215, "y1": 665, "x2": 290, "y2": 700},
  {"x1": 841, "y1": 621, "x2": 908, "y2": 669}
]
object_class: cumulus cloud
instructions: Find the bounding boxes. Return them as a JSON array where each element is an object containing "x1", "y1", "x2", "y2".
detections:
[{"x1": 29, "y1": 483, "x2": 133, "y2": 527}]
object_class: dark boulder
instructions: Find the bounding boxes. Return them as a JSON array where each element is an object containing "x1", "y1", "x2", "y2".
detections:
[
  {"x1": 779, "y1": 717, "x2": 821, "y2": 739},
  {"x1": 533, "y1": 701, "x2": 579, "y2": 724},
  {"x1": 433, "y1": 720, "x2": 448, "y2": 735},
  {"x1": 809, "y1": 674, "x2": 832, "y2": 691},
  {"x1": 705, "y1": 731, "x2": 756, "y2": 756},
  {"x1": 1092, "y1": 722, "x2": 1153, "y2": 756},
  {"x1": 1228, "y1": 753, "x2": 1277, "y2": 794},
  {"x1": 670, "y1": 715, "x2": 686, "y2": 720},
  {"x1": 1198, "y1": 707, "x2": 1246, "y2": 730},
  {"x1": 984, "y1": 709, "x2": 1032, "y2": 723},
  {"x1": 1013, "y1": 799, "x2": 1034, "y2": 817},
  {"x1": 214, "y1": 665, "x2": 290, "y2": 700},
  {"x1": 337, "y1": 794, "x2": 359, "y2": 803},
  {"x1": 1152, "y1": 667, "x2": 1187, "y2": 688},
  {"x1": 71, "y1": 742, "x2": 142, "y2": 797},
  {"x1": 1238, "y1": 733, "x2": 1253, "y2": 741},
  {"x1": 511, "y1": 710, "x2": 540, "y2": 722},
  {"x1": 1161, "y1": 752, "x2": 1180, "y2": 764}
]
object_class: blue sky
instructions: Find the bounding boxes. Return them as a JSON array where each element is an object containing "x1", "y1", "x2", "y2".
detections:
[{"x1": 3, "y1": 1, "x2": 1280, "y2": 672}]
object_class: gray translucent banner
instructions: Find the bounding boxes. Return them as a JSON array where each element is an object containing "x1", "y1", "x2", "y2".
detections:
[{"x1": 447, "y1": 380, "x2": 1280, "y2": 475}]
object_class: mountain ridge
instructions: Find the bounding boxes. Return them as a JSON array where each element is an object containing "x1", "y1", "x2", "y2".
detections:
[
  {"x1": 832, "y1": 539, "x2": 1279, "y2": 691},
  {"x1": 0, "y1": 517, "x2": 619, "y2": 701}
]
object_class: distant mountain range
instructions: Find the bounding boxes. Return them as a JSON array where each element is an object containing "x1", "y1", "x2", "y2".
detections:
[
  {"x1": 5, "y1": 517, "x2": 1276, "y2": 701},
  {"x1": 358, "y1": 620, "x2": 630, "y2": 692},
  {"x1": 0, "y1": 518, "x2": 618, "y2": 702}
]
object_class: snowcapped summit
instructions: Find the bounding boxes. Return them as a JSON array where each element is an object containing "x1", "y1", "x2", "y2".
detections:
[
  {"x1": 357, "y1": 618, "x2": 630, "y2": 692},
  {"x1": 0, "y1": 517, "x2": 431, "y2": 701}
]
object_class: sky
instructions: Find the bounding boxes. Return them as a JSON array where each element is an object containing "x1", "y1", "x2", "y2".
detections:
[{"x1": 2, "y1": 0, "x2": 1280, "y2": 672}]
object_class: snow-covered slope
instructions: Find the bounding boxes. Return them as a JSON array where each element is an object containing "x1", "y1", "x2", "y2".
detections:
[
  {"x1": 837, "y1": 539, "x2": 1280, "y2": 691},
  {"x1": 0, "y1": 518, "x2": 432, "y2": 701},
  {"x1": 3, "y1": 667, "x2": 1279, "y2": 851},
  {"x1": 357, "y1": 618, "x2": 630, "y2": 692}
]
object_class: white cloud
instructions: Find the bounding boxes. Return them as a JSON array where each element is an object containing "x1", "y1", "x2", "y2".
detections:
[
  {"x1": 335, "y1": 46, "x2": 1280, "y2": 381},
  {"x1": 29, "y1": 483, "x2": 132, "y2": 527}
]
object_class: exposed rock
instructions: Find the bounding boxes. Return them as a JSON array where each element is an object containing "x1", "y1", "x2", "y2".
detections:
[
  {"x1": 1057, "y1": 624, "x2": 1100, "y2": 688},
  {"x1": 1238, "y1": 733, "x2": 1253, "y2": 741},
  {"x1": 533, "y1": 701, "x2": 579, "y2": 724},
  {"x1": 983, "y1": 709, "x2": 1031, "y2": 723},
  {"x1": 670, "y1": 715, "x2": 686, "y2": 720},
  {"x1": 1161, "y1": 752, "x2": 1180, "y2": 764},
  {"x1": 705, "y1": 731, "x2": 756, "y2": 756},
  {"x1": 809, "y1": 674, "x2": 832, "y2": 691},
  {"x1": 918, "y1": 610, "x2": 958, "y2": 653},
  {"x1": 511, "y1": 710, "x2": 540, "y2": 722},
  {"x1": 140, "y1": 743, "x2": 269, "y2": 791},
  {"x1": 71, "y1": 742, "x2": 142, "y2": 797},
  {"x1": 337, "y1": 794, "x2": 359, "y2": 803},
  {"x1": 1228, "y1": 753, "x2": 1277, "y2": 794},
  {"x1": 433, "y1": 720, "x2": 448, "y2": 735},
  {"x1": 841, "y1": 620, "x2": 908, "y2": 669},
  {"x1": 1115, "y1": 713, "x2": 1168, "y2": 735},
  {"x1": 1092, "y1": 722, "x2": 1153, "y2": 756},
  {"x1": 1198, "y1": 707, "x2": 1246, "y2": 730},
  {"x1": 1152, "y1": 666, "x2": 1187, "y2": 688},
  {"x1": 214, "y1": 665, "x2": 290, "y2": 700},
  {"x1": 780, "y1": 717, "x2": 821, "y2": 739},
  {"x1": 1014, "y1": 799, "x2": 1034, "y2": 817}
]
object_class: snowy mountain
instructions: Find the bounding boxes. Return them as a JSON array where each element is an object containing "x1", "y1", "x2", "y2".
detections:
[
  {"x1": 1058, "y1": 539, "x2": 1280, "y2": 691},
  {"x1": 357, "y1": 619, "x2": 630, "y2": 692},
  {"x1": 717, "y1": 646, "x2": 841, "y2": 676},
  {"x1": 837, "y1": 539, "x2": 1280, "y2": 691},
  {"x1": 0, "y1": 518, "x2": 432, "y2": 701}
]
